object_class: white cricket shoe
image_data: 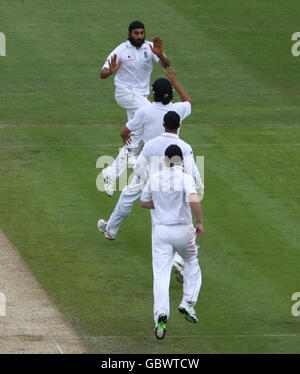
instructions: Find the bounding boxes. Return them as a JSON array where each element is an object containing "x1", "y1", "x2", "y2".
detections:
[
  {"x1": 102, "y1": 168, "x2": 115, "y2": 197},
  {"x1": 178, "y1": 302, "x2": 198, "y2": 323},
  {"x1": 154, "y1": 313, "x2": 167, "y2": 340},
  {"x1": 97, "y1": 219, "x2": 115, "y2": 240},
  {"x1": 172, "y1": 261, "x2": 184, "y2": 284}
]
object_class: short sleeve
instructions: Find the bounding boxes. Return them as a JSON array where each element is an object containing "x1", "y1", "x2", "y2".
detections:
[
  {"x1": 183, "y1": 174, "x2": 197, "y2": 197},
  {"x1": 102, "y1": 45, "x2": 123, "y2": 69},
  {"x1": 173, "y1": 102, "x2": 192, "y2": 122},
  {"x1": 152, "y1": 53, "x2": 160, "y2": 63}
]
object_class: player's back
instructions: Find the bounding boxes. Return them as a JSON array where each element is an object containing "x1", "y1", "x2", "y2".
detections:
[
  {"x1": 135, "y1": 132, "x2": 194, "y2": 178},
  {"x1": 143, "y1": 132, "x2": 193, "y2": 159},
  {"x1": 145, "y1": 166, "x2": 195, "y2": 226},
  {"x1": 126, "y1": 101, "x2": 191, "y2": 144}
]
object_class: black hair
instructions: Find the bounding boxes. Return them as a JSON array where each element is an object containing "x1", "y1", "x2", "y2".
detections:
[
  {"x1": 163, "y1": 111, "x2": 180, "y2": 130},
  {"x1": 128, "y1": 20, "x2": 145, "y2": 32},
  {"x1": 164, "y1": 144, "x2": 183, "y2": 167}
]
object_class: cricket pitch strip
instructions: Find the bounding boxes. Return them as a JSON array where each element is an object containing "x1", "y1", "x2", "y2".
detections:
[{"x1": 0, "y1": 228, "x2": 85, "y2": 354}]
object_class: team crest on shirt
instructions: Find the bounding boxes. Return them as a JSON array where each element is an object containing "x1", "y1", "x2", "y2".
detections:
[{"x1": 144, "y1": 50, "x2": 151, "y2": 63}]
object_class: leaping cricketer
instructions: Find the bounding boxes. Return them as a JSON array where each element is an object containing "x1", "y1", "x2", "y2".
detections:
[{"x1": 100, "y1": 21, "x2": 170, "y2": 194}]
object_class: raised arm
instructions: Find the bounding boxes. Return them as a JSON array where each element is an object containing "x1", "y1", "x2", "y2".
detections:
[
  {"x1": 150, "y1": 36, "x2": 170, "y2": 68},
  {"x1": 165, "y1": 67, "x2": 192, "y2": 106}
]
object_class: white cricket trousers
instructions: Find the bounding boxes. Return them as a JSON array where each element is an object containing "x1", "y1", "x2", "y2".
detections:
[
  {"x1": 152, "y1": 223, "x2": 202, "y2": 324},
  {"x1": 104, "y1": 89, "x2": 150, "y2": 181},
  {"x1": 106, "y1": 175, "x2": 145, "y2": 236},
  {"x1": 115, "y1": 88, "x2": 151, "y2": 122},
  {"x1": 106, "y1": 177, "x2": 188, "y2": 274}
]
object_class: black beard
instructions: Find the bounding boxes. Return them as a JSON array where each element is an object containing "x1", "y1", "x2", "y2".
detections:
[{"x1": 128, "y1": 36, "x2": 145, "y2": 48}]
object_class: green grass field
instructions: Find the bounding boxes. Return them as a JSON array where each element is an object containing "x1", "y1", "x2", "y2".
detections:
[{"x1": 1, "y1": 0, "x2": 300, "y2": 354}]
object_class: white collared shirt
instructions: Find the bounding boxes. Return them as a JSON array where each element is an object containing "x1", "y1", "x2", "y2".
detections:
[
  {"x1": 141, "y1": 165, "x2": 197, "y2": 225},
  {"x1": 102, "y1": 40, "x2": 161, "y2": 95},
  {"x1": 134, "y1": 132, "x2": 203, "y2": 192},
  {"x1": 126, "y1": 101, "x2": 191, "y2": 143},
  {"x1": 134, "y1": 132, "x2": 194, "y2": 173}
]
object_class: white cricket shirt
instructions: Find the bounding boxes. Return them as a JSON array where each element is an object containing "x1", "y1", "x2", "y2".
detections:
[
  {"x1": 134, "y1": 133, "x2": 202, "y2": 189},
  {"x1": 141, "y1": 166, "x2": 197, "y2": 225},
  {"x1": 126, "y1": 101, "x2": 191, "y2": 143},
  {"x1": 102, "y1": 40, "x2": 160, "y2": 95}
]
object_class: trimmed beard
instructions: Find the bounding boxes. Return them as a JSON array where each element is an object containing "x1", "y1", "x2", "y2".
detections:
[{"x1": 128, "y1": 36, "x2": 145, "y2": 48}]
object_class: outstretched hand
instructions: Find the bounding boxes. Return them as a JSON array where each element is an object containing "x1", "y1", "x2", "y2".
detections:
[
  {"x1": 108, "y1": 54, "x2": 122, "y2": 74},
  {"x1": 150, "y1": 36, "x2": 163, "y2": 57},
  {"x1": 164, "y1": 66, "x2": 177, "y2": 83}
]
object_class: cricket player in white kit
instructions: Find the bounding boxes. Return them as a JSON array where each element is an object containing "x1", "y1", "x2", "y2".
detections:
[
  {"x1": 140, "y1": 144, "x2": 204, "y2": 340},
  {"x1": 133, "y1": 110, "x2": 204, "y2": 282},
  {"x1": 100, "y1": 21, "x2": 170, "y2": 194}
]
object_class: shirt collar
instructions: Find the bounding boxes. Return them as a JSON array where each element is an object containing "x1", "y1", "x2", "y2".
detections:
[
  {"x1": 153, "y1": 102, "x2": 173, "y2": 108},
  {"x1": 125, "y1": 40, "x2": 135, "y2": 48},
  {"x1": 141, "y1": 42, "x2": 148, "y2": 49},
  {"x1": 162, "y1": 132, "x2": 179, "y2": 138}
]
